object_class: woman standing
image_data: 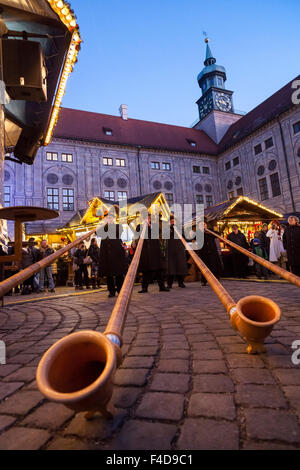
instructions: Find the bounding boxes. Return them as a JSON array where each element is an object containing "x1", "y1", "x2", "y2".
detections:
[
  {"x1": 74, "y1": 242, "x2": 89, "y2": 290},
  {"x1": 87, "y1": 238, "x2": 100, "y2": 289},
  {"x1": 267, "y1": 221, "x2": 284, "y2": 264}
]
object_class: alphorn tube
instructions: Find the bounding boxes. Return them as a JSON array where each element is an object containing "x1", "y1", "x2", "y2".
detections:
[
  {"x1": 0, "y1": 229, "x2": 96, "y2": 299},
  {"x1": 175, "y1": 227, "x2": 281, "y2": 354},
  {"x1": 206, "y1": 228, "x2": 300, "y2": 289},
  {"x1": 36, "y1": 222, "x2": 147, "y2": 419}
]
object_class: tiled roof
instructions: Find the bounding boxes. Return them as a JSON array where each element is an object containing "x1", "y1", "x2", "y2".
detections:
[
  {"x1": 54, "y1": 108, "x2": 218, "y2": 155},
  {"x1": 218, "y1": 75, "x2": 300, "y2": 152}
]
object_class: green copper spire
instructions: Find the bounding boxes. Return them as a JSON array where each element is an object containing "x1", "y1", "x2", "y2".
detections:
[{"x1": 204, "y1": 38, "x2": 216, "y2": 66}]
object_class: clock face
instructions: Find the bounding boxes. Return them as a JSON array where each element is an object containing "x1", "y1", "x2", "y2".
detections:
[
  {"x1": 215, "y1": 92, "x2": 232, "y2": 112},
  {"x1": 199, "y1": 96, "x2": 214, "y2": 118}
]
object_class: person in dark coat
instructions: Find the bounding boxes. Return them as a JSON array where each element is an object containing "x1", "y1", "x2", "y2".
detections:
[
  {"x1": 227, "y1": 225, "x2": 249, "y2": 278},
  {"x1": 283, "y1": 216, "x2": 300, "y2": 276},
  {"x1": 137, "y1": 214, "x2": 169, "y2": 293},
  {"x1": 167, "y1": 215, "x2": 188, "y2": 288},
  {"x1": 74, "y1": 242, "x2": 89, "y2": 290},
  {"x1": 258, "y1": 223, "x2": 271, "y2": 258},
  {"x1": 196, "y1": 220, "x2": 223, "y2": 286},
  {"x1": 98, "y1": 211, "x2": 127, "y2": 297},
  {"x1": 20, "y1": 243, "x2": 35, "y2": 295},
  {"x1": 87, "y1": 238, "x2": 100, "y2": 289}
]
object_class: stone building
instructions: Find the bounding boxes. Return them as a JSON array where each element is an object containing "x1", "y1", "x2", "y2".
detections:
[{"x1": 4, "y1": 40, "x2": 300, "y2": 234}]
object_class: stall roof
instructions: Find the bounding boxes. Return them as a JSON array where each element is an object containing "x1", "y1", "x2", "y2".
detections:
[{"x1": 204, "y1": 196, "x2": 283, "y2": 222}]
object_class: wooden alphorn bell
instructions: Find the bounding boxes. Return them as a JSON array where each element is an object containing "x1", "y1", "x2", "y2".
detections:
[
  {"x1": 36, "y1": 222, "x2": 147, "y2": 419},
  {"x1": 175, "y1": 227, "x2": 281, "y2": 354}
]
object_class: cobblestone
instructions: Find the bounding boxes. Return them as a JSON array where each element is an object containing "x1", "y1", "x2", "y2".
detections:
[{"x1": 0, "y1": 281, "x2": 300, "y2": 449}]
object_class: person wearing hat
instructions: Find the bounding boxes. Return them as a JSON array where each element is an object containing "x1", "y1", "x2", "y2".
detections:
[
  {"x1": 283, "y1": 216, "x2": 300, "y2": 276},
  {"x1": 251, "y1": 232, "x2": 269, "y2": 280},
  {"x1": 167, "y1": 215, "x2": 188, "y2": 288},
  {"x1": 227, "y1": 224, "x2": 249, "y2": 278},
  {"x1": 98, "y1": 206, "x2": 127, "y2": 297},
  {"x1": 196, "y1": 218, "x2": 223, "y2": 286},
  {"x1": 137, "y1": 213, "x2": 170, "y2": 293}
]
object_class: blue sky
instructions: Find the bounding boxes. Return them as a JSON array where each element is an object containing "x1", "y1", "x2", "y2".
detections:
[{"x1": 63, "y1": 0, "x2": 300, "y2": 127}]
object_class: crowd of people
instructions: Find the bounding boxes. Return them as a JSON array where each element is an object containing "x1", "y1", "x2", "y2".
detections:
[{"x1": 3, "y1": 214, "x2": 300, "y2": 297}]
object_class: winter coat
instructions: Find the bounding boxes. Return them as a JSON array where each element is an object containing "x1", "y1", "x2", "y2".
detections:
[
  {"x1": 196, "y1": 231, "x2": 223, "y2": 277},
  {"x1": 258, "y1": 230, "x2": 270, "y2": 256},
  {"x1": 38, "y1": 246, "x2": 54, "y2": 259},
  {"x1": 283, "y1": 225, "x2": 300, "y2": 267},
  {"x1": 74, "y1": 248, "x2": 87, "y2": 266},
  {"x1": 227, "y1": 231, "x2": 249, "y2": 251},
  {"x1": 20, "y1": 248, "x2": 35, "y2": 270},
  {"x1": 136, "y1": 224, "x2": 164, "y2": 272},
  {"x1": 87, "y1": 244, "x2": 100, "y2": 264},
  {"x1": 99, "y1": 224, "x2": 127, "y2": 276},
  {"x1": 267, "y1": 228, "x2": 284, "y2": 262},
  {"x1": 167, "y1": 226, "x2": 188, "y2": 276}
]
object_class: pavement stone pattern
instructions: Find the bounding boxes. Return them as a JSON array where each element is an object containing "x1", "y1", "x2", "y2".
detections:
[{"x1": 0, "y1": 280, "x2": 300, "y2": 450}]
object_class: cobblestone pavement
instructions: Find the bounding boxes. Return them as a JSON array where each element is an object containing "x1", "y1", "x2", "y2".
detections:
[{"x1": 0, "y1": 280, "x2": 300, "y2": 450}]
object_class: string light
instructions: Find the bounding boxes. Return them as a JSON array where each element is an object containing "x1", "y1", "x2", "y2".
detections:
[{"x1": 44, "y1": 0, "x2": 82, "y2": 145}]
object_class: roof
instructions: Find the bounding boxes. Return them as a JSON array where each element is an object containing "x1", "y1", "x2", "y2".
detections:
[
  {"x1": 219, "y1": 75, "x2": 300, "y2": 152},
  {"x1": 204, "y1": 196, "x2": 283, "y2": 222},
  {"x1": 54, "y1": 108, "x2": 219, "y2": 156}
]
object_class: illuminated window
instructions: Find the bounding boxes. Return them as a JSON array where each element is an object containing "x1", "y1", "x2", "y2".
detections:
[
  {"x1": 116, "y1": 159, "x2": 126, "y2": 167},
  {"x1": 162, "y1": 163, "x2": 171, "y2": 171},
  {"x1": 47, "y1": 188, "x2": 59, "y2": 210},
  {"x1": 103, "y1": 128, "x2": 113, "y2": 136},
  {"x1": 62, "y1": 153, "x2": 73, "y2": 163},
  {"x1": 151, "y1": 162, "x2": 160, "y2": 169},
  {"x1": 46, "y1": 152, "x2": 58, "y2": 161},
  {"x1": 117, "y1": 191, "x2": 127, "y2": 201},
  {"x1": 62, "y1": 189, "x2": 74, "y2": 211},
  {"x1": 4, "y1": 186, "x2": 10, "y2": 207},
  {"x1": 103, "y1": 158, "x2": 113, "y2": 166},
  {"x1": 104, "y1": 191, "x2": 114, "y2": 201}
]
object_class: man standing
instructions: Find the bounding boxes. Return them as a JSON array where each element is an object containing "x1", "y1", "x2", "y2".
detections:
[
  {"x1": 283, "y1": 216, "x2": 300, "y2": 276},
  {"x1": 197, "y1": 219, "x2": 223, "y2": 286},
  {"x1": 227, "y1": 225, "x2": 249, "y2": 278},
  {"x1": 99, "y1": 209, "x2": 127, "y2": 298},
  {"x1": 38, "y1": 240, "x2": 55, "y2": 293},
  {"x1": 167, "y1": 215, "x2": 188, "y2": 289},
  {"x1": 258, "y1": 223, "x2": 270, "y2": 259}
]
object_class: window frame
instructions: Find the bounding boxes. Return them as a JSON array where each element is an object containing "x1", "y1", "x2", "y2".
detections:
[
  {"x1": 61, "y1": 153, "x2": 73, "y2": 163},
  {"x1": 270, "y1": 172, "x2": 281, "y2": 197},
  {"x1": 46, "y1": 152, "x2": 58, "y2": 162},
  {"x1": 225, "y1": 161, "x2": 231, "y2": 171},
  {"x1": 233, "y1": 157, "x2": 240, "y2": 167},
  {"x1": 293, "y1": 121, "x2": 300, "y2": 134},
  {"x1": 162, "y1": 162, "x2": 171, "y2": 171},
  {"x1": 264, "y1": 137, "x2": 274, "y2": 150},
  {"x1": 206, "y1": 195, "x2": 213, "y2": 207},
  {"x1": 4, "y1": 186, "x2": 11, "y2": 207},
  {"x1": 47, "y1": 187, "x2": 59, "y2": 211},
  {"x1": 116, "y1": 158, "x2": 126, "y2": 167},
  {"x1": 254, "y1": 144, "x2": 262, "y2": 155},
  {"x1": 62, "y1": 188, "x2": 75, "y2": 212},
  {"x1": 103, "y1": 157, "x2": 113, "y2": 166},
  {"x1": 258, "y1": 177, "x2": 269, "y2": 201},
  {"x1": 104, "y1": 191, "x2": 115, "y2": 201},
  {"x1": 151, "y1": 162, "x2": 160, "y2": 170},
  {"x1": 193, "y1": 165, "x2": 201, "y2": 174},
  {"x1": 202, "y1": 166, "x2": 210, "y2": 175}
]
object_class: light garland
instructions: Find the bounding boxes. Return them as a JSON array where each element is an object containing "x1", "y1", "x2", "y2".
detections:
[
  {"x1": 44, "y1": 0, "x2": 82, "y2": 145},
  {"x1": 223, "y1": 196, "x2": 283, "y2": 218}
]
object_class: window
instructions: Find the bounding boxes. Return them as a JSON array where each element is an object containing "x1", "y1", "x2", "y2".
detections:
[
  {"x1": 196, "y1": 195, "x2": 203, "y2": 205},
  {"x1": 104, "y1": 191, "x2": 114, "y2": 201},
  {"x1": 193, "y1": 166, "x2": 201, "y2": 174},
  {"x1": 165, "y1": 193, "x2": 174, "y2": 204},
  {"x1": 116, "y1": 159, "x2": 125, "y2": 167},
  {"x1": 237, "y1": 187, "x2": 244, "y2": 196},
  {"x1": 228, "y1": 191, "x2": 235, "y2": 200},
  {"x1": 47, "y1": 188, "x2": 59, "y2": 210},
  {"x1": 103, "y1": 157, "x2": 113, "y2": 166},
  {"x1": 265, "y1": 137, "x2": 273, "y2": 149},
  {"x1": 202, "y1": 167, "x2": 210, "y2": 174},
  {"x1": 62, "y1": 189, "x2": 74, "y2": 211},
  {"x1": 206, "y1": 195, "x2": 213, "y2": 207},
  {"x1": 254, "y1": 144, "x2": 262, "y2": 155},
  {"x1": 151, "y1": 162, "x2": 160, "y2": 170},
  {"x1": 270, "y1": 173, "x2": 281, "y2": 197},
  {"x1": 233, "y1": 157, "x2": 240, "y2": 166},
  {"x1": 217, "y1": 77, "x2": 223, "y2": 87},
  {"x1": 162, "y1": 163, "x2": 171, "y2": 171},
  {"x1": 293, "y1": 121, "x2": 300, "y2": 134},
  {"x1": 103, "y1": 128, "x2": 113, "y2": 136},
  {"x1": 259, "y1": 177, "x2": 269, "y2": 201},
  {"x1": 117, "y1": 191, "x2": 127, "y2": 201},
  {"x1": 225, "y1": 161, "x2": 231, "y2": 171},
  {"x1": 188, "y1": 140, "x2": 196, "y2": 148},
  {"x1": 62, "y1": 153, "x2": 73, "y2": 163},
  {"x1": 4, "y1": 186, "x2": 10, "y2": 207},
  {"x1": 46, "y1": 152, "x2": 58, "y2": 161}
]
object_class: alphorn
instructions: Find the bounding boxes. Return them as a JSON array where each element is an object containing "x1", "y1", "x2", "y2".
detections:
[
  {"x1": 0, "y1": 229, "x2": 96, "y2": 299},
  {"x1": 206, "y1": 228, "x2": 300, "y2": 288},
  {"x1": 36, "y1": 222, "x2": 147, "y2": 419},
  {"x1": 175, "y1": 227, "x2": 281, "y2": 354}
]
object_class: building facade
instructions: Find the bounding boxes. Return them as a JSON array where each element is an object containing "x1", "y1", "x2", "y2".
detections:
[{"x1": 4, "y1": 40, "x2": 300, "y2": 234}]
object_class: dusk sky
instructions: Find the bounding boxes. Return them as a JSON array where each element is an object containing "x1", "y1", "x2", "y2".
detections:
[{"x1": 63, "y1": 0, "x2": 300, "y2": 127}]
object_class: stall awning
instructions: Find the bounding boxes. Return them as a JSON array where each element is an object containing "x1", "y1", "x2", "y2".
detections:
[{"x1": 205, "y1": 196, "x2": 283, "y2": 222}]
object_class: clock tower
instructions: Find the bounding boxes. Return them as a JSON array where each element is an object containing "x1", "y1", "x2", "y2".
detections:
[{"x1": 196, "y1": 38, "x2": 234, "y2": 121}]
